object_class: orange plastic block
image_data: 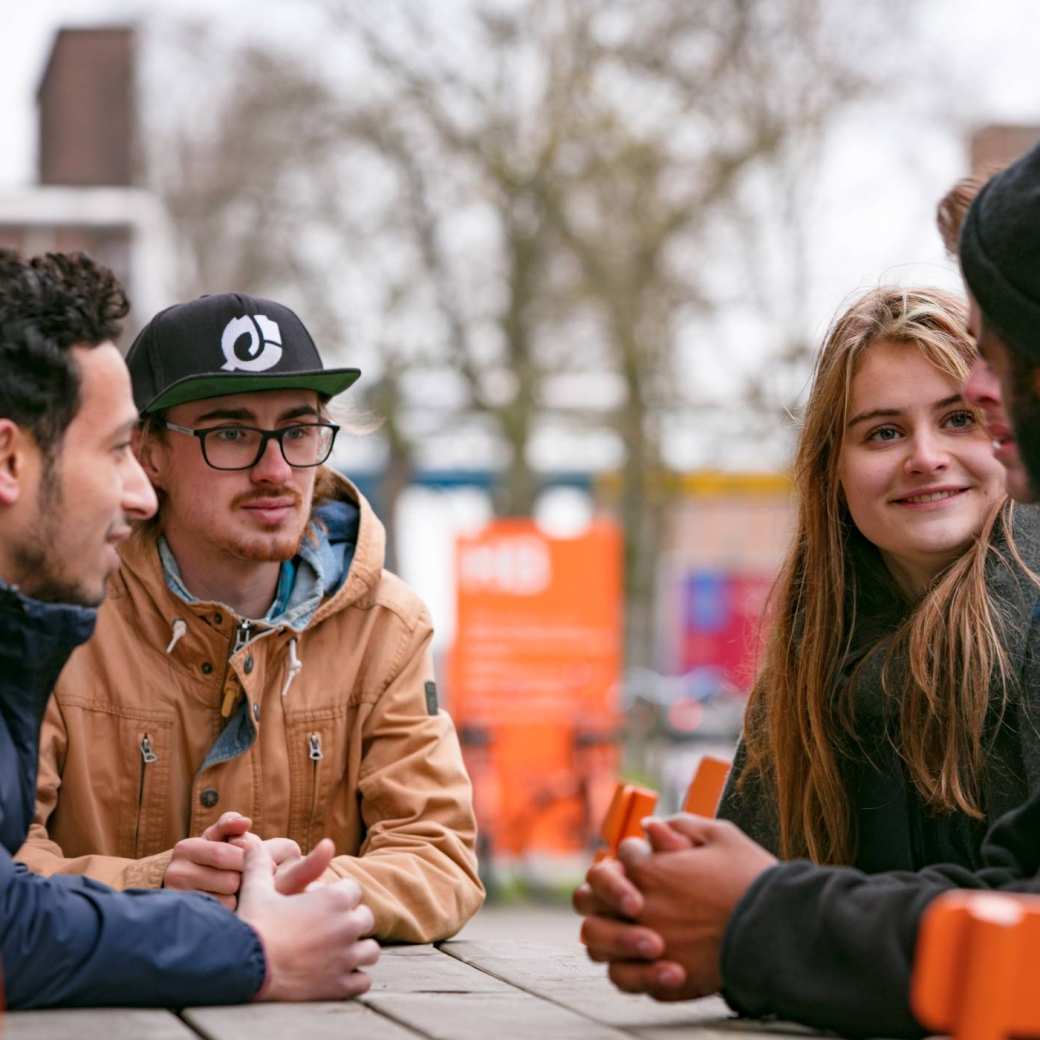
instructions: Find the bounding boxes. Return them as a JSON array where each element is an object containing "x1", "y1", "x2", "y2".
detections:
[
  {"x1": 682, "y1": 755, "x2": 731, "y2": 817},
  {"x1": 912, "y1": 890, "x2": 1040, "y2": 1040},
  {"x1": 597, "y1": 782, "x2": 658, "y2": 857}
]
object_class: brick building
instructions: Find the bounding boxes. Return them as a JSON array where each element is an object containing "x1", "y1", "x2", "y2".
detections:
[{"x1": 0, "y1": 26, "x2": 173, "y2": 338}]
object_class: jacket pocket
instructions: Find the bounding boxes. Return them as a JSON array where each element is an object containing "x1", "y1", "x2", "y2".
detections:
[
  {"x1": 306, "y1": 732, "x2": 324, "y2": 852},
  {"x1": 285, "y1": 710, "x2": 348, "y2": 853},
  {"x1": 134, "y1": 732, "x2": 160, "y2": 858},
  {"x1": 50, "y1": 700, "x2": 174, "y2": 861},
  {"x1": 128, "y1": 721, "x2": 173, "y2": 858}
]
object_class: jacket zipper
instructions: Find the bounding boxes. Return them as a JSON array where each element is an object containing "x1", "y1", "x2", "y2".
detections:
[
  {"x1": 222, "y1": 619, "x2": 254, "y2": 716},
  {"x1": 307, "y1": 732, "x2": 323, "y2": 850},
  {"x1": 135, "y1": 734, "x2": 158, "y2": 856},
  {"x1": 233, "y1": 620, "x2": 253, "y2": 654}
]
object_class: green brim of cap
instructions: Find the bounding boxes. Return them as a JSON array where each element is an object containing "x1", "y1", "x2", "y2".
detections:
[{"x1": 141, "y1": 368, "x2": 362, "y2": 413}]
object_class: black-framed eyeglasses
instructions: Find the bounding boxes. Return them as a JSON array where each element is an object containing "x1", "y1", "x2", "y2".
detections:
[{"x1": 161, "y1": 420, "x2": 340, "y2": 471}]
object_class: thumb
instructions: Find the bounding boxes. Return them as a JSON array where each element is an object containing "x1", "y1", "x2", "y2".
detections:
[
  {"x1": 203, "y1": 811, "x2": 252, "y2": 842},
  {"x1": 616, "y1": 835, "x2": 653, "y2": 873},
  {"x1": 274, "y1": 837, "x2": 337, "y2": 896},
  {"x1": 663, "y1": 813, "x2": 727, "y2": 845},
  {"x1": 238, "y1": 832, "x2": 275, "y2": 906},
  {"x1": 644, "y1": 817, "x2": 695, "y2": 852}
]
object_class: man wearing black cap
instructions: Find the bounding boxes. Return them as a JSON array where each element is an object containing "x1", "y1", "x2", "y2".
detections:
[
  {"x1": 573, "y1": 141, "x2": 1040, "y2": 1038},
  {"x1": 0, "y1": 250, "x2": 379, "y2": 1007},
  {"x1": 17, "y1": 291, "x2": 484, "y2": 943}
]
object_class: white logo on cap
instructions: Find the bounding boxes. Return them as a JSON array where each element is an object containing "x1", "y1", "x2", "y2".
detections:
[{"x1": 220, "y1": 315, "x2": 283, "y2": 372}]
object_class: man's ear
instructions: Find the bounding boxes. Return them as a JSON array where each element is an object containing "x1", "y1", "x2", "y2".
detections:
[
  {"x1": 133, "y1": 426, "x2": 165, "y2": 489},
  {"x1": 0, "y1": 420, "x2": 32, "y2": 507}
]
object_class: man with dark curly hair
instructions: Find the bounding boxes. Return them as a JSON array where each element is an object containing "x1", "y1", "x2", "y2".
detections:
[{"x1": 0, "y1": 250, "x2": 380, "y2": 1008}]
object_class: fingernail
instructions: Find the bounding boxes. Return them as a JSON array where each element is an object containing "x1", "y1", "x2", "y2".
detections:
[
  {"x1": 622, "y1": 896, "x2": 640, "y2": 916},
  {"x1": 636, "y1": 938, "x2": 656, "y2": 956},
  {"x1": 657, "y1": 965, "x2": 683, "y2": 987}
]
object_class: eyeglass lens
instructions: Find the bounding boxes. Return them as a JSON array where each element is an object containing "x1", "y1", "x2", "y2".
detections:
[{"x1": 203, "y1": 425, "x2": 335, "y2": 470}]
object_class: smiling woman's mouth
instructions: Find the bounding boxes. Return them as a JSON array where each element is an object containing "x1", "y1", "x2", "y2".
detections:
[{"x1": 894, "y1": 488, "x2": 968, "y2": 505}]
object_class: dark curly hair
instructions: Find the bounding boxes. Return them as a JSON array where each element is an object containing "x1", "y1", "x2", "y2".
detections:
[{"x1": 0, "y1": 250, "x2": 129, "y2": 460}]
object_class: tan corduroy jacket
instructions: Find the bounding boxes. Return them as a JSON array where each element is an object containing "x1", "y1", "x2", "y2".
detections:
[{"x1": 16, "y1": 474, "x2": 484, "y2": 942}]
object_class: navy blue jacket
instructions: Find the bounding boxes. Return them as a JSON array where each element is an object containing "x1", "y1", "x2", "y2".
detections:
[{"x1": 0, "y1": 581, "x2": 266, "y2": 1008}]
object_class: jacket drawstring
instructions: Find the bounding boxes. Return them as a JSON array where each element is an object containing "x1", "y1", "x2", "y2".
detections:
[
  {"x1": 281, "y1": 638, "x2": 302, "y2": 699},
  {"x1": 165, "y1": 619, "x2": 187, "y2": 654}
]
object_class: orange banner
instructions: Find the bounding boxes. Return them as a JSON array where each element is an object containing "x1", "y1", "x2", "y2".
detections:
[{"x1": 450, "y1": 519, "x2": 622, "y2": 858}]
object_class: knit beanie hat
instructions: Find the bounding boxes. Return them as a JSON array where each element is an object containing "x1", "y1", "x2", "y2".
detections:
[{"x1": 960, "y1": 139, "x2": 1040, "y2": 361}]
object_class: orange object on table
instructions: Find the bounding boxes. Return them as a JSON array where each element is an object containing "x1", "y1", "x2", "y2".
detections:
[
  {"x1": 681, "y1": 755, "x2": 731, "y2": 817},
  {"x1": 595, "y1": 782, "x2": 658, "y2": 859},
  {"x1": 912, "y1": 890, "x2": 1040, "y2": 1040}
]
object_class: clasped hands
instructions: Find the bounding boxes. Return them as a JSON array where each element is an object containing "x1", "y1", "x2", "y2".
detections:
[
  {"x1": 573, "y1": 814, "x2": 778, "y2": 1001},
  {"x1": 164, "y1": 811, "x2": 379, "y2": 1001},
  {"x1": 164, "y1": 810, "x2": 325, "y2": 908}
]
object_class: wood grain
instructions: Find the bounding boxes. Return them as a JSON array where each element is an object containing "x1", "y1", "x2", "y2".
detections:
[{"x1": 5, "y1": 1008, "x2": 196, "y2": 1040}]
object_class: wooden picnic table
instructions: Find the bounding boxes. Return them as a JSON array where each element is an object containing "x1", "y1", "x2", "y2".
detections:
[{"x1": 5, "y1": 940, "x2": 812, "y2": 1039}]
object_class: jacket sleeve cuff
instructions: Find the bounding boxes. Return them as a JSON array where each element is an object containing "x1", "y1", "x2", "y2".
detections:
[
  {"x1": 124, "y1": 850, "x2": 174, "y2": 889},
  {"x1": 719, "y1": 861, "x2": 787, "y2": 1018},
  {"x1": 718, "y1": 859, "x2": 932, "y2": 1039}
]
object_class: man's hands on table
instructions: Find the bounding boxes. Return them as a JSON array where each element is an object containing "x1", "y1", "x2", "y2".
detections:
[
  {"x1": 163, "y1": 811, "x2": 306, "y2": 909},
  {"x1": 161, "y1": 810, "x2": 380, "y2": 1000},
  {"x1": 235, "y1": 832, "x2": 380, "y2": 1001},
  {"x1": 574, "y1": 814, "x2": 777, "y2": 1001}
]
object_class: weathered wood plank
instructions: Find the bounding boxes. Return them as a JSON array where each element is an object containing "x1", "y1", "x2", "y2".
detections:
[
  {"x1": 5, "y1": 1008, "x2": 196, "y2": 1040},
  {"x1": 441, "y1": 940, "x2": 802, "y2": 1040},
  {"x1": 365, "y1": 991, "x2": 639, "y2": 1040},
  {"x1": 184, "y1": 1001, "x2": 419, "y2": 1040},
  {"x1": 368, "y1": 943, "x2": 512, "y2": 993}
]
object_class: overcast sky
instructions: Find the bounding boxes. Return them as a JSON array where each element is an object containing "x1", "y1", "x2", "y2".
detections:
[
  {"x1": 5, "y1": 0, "x2": 1040, "y2": 416},
  {"x1": 6, "y1": 1, "x2": 1038, "y2": 314},
  {"x1": 5, "y1": 1, "x2": 1040, "y2": 630},
  {"x1": 5, "y1": 1, "x2": 1039, "y2": 184}
]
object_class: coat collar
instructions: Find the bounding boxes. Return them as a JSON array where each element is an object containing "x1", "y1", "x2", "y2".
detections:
[
  {"x1": 0, "y1": 579, "x2": 97, "y2": 853},
  {"x1": 0, "y1": 579, "x2": 98, "y2": 714}
]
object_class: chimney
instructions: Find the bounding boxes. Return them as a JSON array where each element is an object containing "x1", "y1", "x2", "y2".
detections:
[{"x1": 36, "y1": 27, "x2": 136, "y2": 187}]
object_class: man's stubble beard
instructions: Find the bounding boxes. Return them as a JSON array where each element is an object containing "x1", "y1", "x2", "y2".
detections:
[
  {"x1": 12, "y1": 452, "x2": 107, "y2": 608},
  {"x1": 219, "y1": 525, "x2": 308, "y2": 563},
  {"x1": 183, "y1": 486, "x2": 314, "y2": 564}
]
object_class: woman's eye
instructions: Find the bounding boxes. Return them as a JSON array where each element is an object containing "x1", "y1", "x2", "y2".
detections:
[
  {"x1": 867, "y1": 426, "x2": 900, "y2": 443},
  {"x1": 944, "y1": 409, "x2": 977, "y2": 430}
]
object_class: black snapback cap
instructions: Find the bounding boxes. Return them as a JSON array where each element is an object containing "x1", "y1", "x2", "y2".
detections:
[{"x1": 126, "y1": 292, "x2": 361, "y2": 413}]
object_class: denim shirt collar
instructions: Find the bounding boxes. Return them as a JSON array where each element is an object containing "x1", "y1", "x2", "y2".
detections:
[{"x1": 157, "y1": 520, "x2": 339, "y2": 633}]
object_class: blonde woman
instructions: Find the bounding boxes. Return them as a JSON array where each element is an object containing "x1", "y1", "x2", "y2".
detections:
[{"x1": 720, "y1": 285, "x2": 1040, "y2": 870}]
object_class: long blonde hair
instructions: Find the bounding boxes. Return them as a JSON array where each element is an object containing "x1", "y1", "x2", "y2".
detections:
[{"x1": 742, "y1": 286, "x2": 1013, "y2": 864}]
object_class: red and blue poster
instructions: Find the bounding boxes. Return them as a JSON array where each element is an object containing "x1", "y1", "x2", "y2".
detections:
[{"x1": 679, "y1": 571, "x2": 772, "y2": 696}]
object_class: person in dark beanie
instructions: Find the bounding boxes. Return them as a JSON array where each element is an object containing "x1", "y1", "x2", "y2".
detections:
[
  {"x1": 959, "y1": 148, "x2": 1040, "y2": 489},
  {"x1": 574, "y1": 140, "x2": 1040, "y2": 1039},
  {"x1": 0, "y1": 250, "x2": 379, "y2": 1008}
]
